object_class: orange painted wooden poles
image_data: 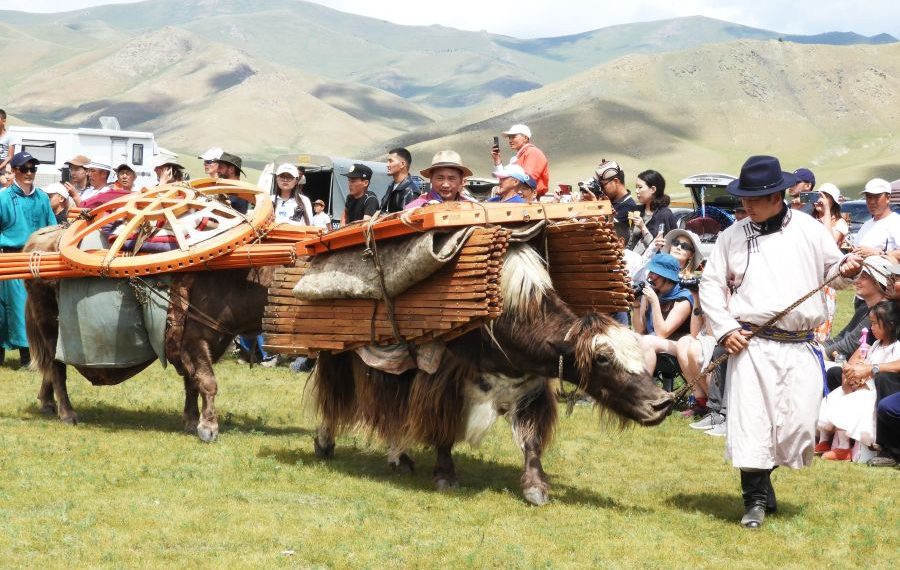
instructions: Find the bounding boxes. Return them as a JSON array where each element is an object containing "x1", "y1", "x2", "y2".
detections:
[
  {"x1": 0, "y1": 243, "x2": 297, "y2": 281},
  {"x1": 59, "y1": 179, "x2": 273, "y2": 277},
  {"x1": 298, "y1": 201, "x2": 611, "y2": 256}
]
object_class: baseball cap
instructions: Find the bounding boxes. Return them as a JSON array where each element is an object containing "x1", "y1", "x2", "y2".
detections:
[
  {"x1": 11, "y1": 152, "x2": 39, "y2": 168},
  {"x1": 341, "y1": 163, "x2": 373, "y2": 180},
  {"x1": 198, "y1": 147, "x2": 223, "y2": 161},
  {"x1": 42, "y1": 182, "x2": 69, "y2": 198},
  {"x1": 595, "y1": 159, "x2": 622, "y2": 182},
  {"x1": 497, "y1": 165, "x2": 536, "y2": 189},
  {"x1": 115, "y1": 163, "x2": 135, "y2": 173},
  {"x1": 862, "y1": 178, "x2": 892, "y2": 195},
  {"x1": 502, "y1": 124, "x2": 532, "y2": 139},
  {"x1": 793, "y1": 168, "x2": 815, "y2": 186},
  {"x1": 275, "y1": 163, "x2": 300, "y2": 178},
  {"x1": 64, "y1": 154, "x2": 91, "y2": 168}
]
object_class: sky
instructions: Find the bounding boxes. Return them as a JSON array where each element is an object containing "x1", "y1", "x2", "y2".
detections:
[{"x1": 1, "y1": 0, "x2": 898, "y2": 39}]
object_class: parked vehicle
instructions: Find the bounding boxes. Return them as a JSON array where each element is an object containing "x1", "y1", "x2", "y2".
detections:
[
  {"x1": 677, "y1": 173, "x2": 738, "y2": 258},
  {"x1": 9, "y1": 118, "x2": 171, "y2": 189}
]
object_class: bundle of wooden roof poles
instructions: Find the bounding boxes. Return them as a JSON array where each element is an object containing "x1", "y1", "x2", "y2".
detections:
[{"x1": 263, "y1": 226, "x2": 509, "y2": 354}]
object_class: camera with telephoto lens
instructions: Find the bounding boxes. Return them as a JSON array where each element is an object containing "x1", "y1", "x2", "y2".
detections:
[
  {"x1": 578, "y1": 178, "x2": 602, "y2": 196},
  {"x1": 632, "y1": 280, "x2": 646, "y2": 298}
]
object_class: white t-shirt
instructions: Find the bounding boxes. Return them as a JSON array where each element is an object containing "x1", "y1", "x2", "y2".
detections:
[
  {"x1": 311, "y1": 211, "x2": 331, "y2": 228},
  {"x1": 0, "y1": 132, "x2": 11, "y2": 161},
  {"x1": 272, "y1": 194, "x2": 313, "y2": 225},
  {"x1": 856, "y1": 211, "x2": 900, "y2": 251}
]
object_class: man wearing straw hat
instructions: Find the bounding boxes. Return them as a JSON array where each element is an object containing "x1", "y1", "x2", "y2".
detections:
[
  {"x1": 699, "y1": 155, "x2": 864, "y2": 529},
  {"x1": 0, "y1": 151, "x2": 57, "y2": 367},
  {"x1": 405, "y1": 151, "x2": 476, "y2": 209}
]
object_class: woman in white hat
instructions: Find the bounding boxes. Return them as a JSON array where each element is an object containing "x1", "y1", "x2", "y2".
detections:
[{"x1": 813, "y1": 183, "x2": 848, "y2": 246}]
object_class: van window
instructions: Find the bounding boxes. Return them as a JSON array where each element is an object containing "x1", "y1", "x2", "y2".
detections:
[
  {"x1": 132, "y1": 144, "x2": 144, "y2": 166},
  {"x1": 21, "y1": 139, "x2": 56, "y2": 164}
]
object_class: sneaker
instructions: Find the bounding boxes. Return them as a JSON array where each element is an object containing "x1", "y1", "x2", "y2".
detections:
[
  {"x1": 681, "y1": 404, "x2": 709, "y2": 418},
  {"x1": 705, "y1": 422, "x2": 727, "y2": 437},
  {"x1": 822, "y1": 448, "x2": 852, "y2": 461},
  {"x1": 690, "y1": 412, "x2": 723, "y2": 430},
  {"x1": 261, "y1": 356, "x2": 278, "y2": 368},
  {"x1": 867, "y1": 455, "x2": 898, "y2": 467},
  {"x1": 814, "y1": 441, "x2": 831, "y2": 455}
]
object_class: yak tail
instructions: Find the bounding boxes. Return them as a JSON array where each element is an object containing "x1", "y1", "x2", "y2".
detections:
[{"x1": 24, "y1": 280, "x2": 59, "y2": 378}]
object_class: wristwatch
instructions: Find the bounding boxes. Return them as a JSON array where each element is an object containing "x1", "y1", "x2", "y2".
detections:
[{"x1": 871, "y1": 364, "x2": 880, "y2": 376}]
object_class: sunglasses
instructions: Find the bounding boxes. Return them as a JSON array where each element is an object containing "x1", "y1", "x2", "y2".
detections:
[
  {"x1": 204, "y1": 160, "x2": 218, "y2": 165},
  {"x1": 671, "y1": 240, "x2": 695, "y2": 253},
  {"x1": 16, "y1": 166, "x2": 38, "y2": 174}
]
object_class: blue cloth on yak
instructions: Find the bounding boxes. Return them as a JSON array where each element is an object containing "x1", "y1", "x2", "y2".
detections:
[{"x1": 55, "y1": 276, "x2": 171, "y2": 367}]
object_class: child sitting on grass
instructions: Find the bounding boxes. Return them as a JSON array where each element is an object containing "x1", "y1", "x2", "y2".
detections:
[{"x1": 817, "y1": 301, "x2": 900, "y2": 461}]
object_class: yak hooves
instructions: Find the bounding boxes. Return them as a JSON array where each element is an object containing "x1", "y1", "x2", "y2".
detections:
[
  {"x1": 60, "y1": 413, "x2": 78, "y2": 425},
  {"x1": 434, "y1": 477, "x2": 459, "y2": 492},
  {"x1": 39, "y1": 401, "x2": 57, "y2": 415},
  {"x1": 197, "y1": 423, "x2": 219, "y2": 443},
  {"x1": 523, "y1": 486, "x2": 550, "y2": 506},
  {"x1": 314, "y1": 437, "x2": 335, "y2": 460},
  {"x1": 390, "y1": 453, "x2": 415, "y2": 474}
]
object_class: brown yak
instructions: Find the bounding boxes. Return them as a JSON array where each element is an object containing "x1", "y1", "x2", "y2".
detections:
[
  {"x1": 23, "y1": 227, "x2": 275, "y2": 442},
  {"x1": 313, "y1": 242, "x2": 675, "y2": 505}
]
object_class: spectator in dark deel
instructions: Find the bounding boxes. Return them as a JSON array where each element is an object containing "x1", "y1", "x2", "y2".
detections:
[
  {"x1": 0, "y1": 152, "x2": 57, "y2": 368},
  {"x1": 625, "y1": 169, "x2": 676, "y2": 254},
  {"x1": 487, "y1": 165, "x2": 534, "y2": 203},
  {"x1": 339, "y1": 163, "x2": 378, "y2": 225},
  {"x1": 216, "y1": 152, "x2": 249, "y2": 213},
  {"x1": 788, "y1": 167, "x2": 815, "y2": 210},
  {"x1": 491, "y1": 123, "x2": 550, "y2": 198},
  {"x1": 593, "y1": 159, "x2": 636, "y2": 241},
  {"x1": 381, "y1": 147, "x2": 419, "y2": 213}
]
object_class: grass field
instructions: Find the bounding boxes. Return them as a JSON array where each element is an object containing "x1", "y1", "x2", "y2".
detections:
[{"x1": 0, "y1": 291, "x2": 897, "y2": 568}]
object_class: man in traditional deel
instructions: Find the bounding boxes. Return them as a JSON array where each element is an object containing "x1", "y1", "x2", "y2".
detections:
[
  {"x1": 0, "y1": 151, "x2": 57, "y2": 367},
  {"x1": 699, "y1": 155, "x2": 863, "y2": 529}
]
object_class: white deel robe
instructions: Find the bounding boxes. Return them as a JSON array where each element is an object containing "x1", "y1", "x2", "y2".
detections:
[{"x1": 700, "y1": 209, "x2": 852, "y2": 469}]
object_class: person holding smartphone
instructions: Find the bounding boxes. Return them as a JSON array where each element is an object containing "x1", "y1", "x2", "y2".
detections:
[{"x1": 490, "y1": 124, "x2": 549, "y2": 198}]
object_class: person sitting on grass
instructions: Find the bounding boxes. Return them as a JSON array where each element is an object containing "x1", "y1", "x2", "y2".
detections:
[
  {"x1": 634, "y1": 253, "x2": 693, "y2": 375},
  {"x1": 817, "y1": 300, "x2": 900, "y2": 461}
]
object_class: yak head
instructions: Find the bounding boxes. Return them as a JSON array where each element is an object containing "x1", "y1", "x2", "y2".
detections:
[{"x1": 554, "y1": 313, "x2": 674, "y2": 426}]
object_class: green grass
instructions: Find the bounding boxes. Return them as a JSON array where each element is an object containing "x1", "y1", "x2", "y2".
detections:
[{"x1": 0, "y1": 292, "x2": 897, "y2": 567}]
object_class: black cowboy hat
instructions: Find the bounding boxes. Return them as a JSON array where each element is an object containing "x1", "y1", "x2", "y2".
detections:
[
  {"x1": 726, "y1": 155, "x2": 797, "y2": 197},
  {"x1": 218, "y1": 152, "x2": 246, "y2": 176}
]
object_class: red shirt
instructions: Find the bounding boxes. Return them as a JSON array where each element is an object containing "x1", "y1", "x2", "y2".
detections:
[{"x1": 516, "y1": 143, "x2": 550, "y2": 196}]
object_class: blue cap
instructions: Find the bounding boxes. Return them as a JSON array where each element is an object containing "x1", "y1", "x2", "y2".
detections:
[
  {"x1": 498, "y1": 164, "x2": 537, "y2": 189},
  {"x1": 793, "y1": 167, "x2": 815, "y2": 187},
  {"x1": 647, "y1": 253, "x2": 681, "y2": 282},
  {"x1": 11, "y1": 151, "x2": 38, "y2": 168}
]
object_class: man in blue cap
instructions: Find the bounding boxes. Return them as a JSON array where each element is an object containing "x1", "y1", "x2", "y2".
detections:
[
  {"x1": 788, "y1": 167, "x2": 815, "y2": 210},
  {"x1": 699, "y1": 155, "x2": 864, "y2": 529},
  {"x1": 0, "y1": 151, "x2": 57, "y2": 367},
  {"x1": 487, "y1": 165, "x2": 534, "y2": 203}
]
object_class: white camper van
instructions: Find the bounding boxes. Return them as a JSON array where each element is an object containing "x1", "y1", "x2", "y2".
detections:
[{"x1": 8, "y1": 118, "x2": 172, "y2": 189}]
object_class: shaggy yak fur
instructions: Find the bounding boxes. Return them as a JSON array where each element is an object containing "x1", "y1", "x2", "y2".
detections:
[
  {"x1": 313, "y1": 243, "x2": 675, "y2": 505},
  {"x1": 24, "y1": 227, "x2": 275, "y2": 442}
]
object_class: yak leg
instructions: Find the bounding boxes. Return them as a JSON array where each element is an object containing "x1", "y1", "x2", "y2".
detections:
[
  {"x1": 433, "y1": 444, "x2": 458, "y2": 491},
  {"x1": 314, "y1": 421, "x2": 335, "y2": 459},
  {"x1": 519, "y1": 438, "x2": 550, "y2": 506},
  {"x1": 512, "y1": 386, "x2": 555, "y2": 506},
  {"x1": 179, "y1": 336, "x2": 219, "y2": 443},
  {"x1": 387, "y1": 441, "x2": 415, "y2": 473},
  {"x1": 182, "y1": 375, "x2": 201, "y2": 435},
  {"x1": 37, "y1": 376, "x2": 56, "y2": 415},
  {"x1": 47, "y1": 362, "x2": 77, "y2": 424}
]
